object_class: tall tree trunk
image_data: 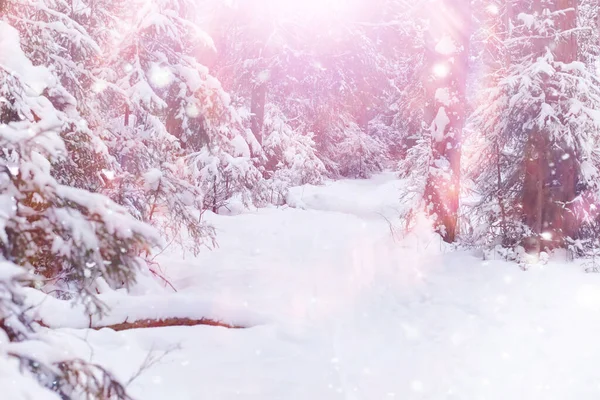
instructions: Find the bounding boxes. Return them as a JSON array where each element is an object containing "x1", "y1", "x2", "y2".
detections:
[
  {"x1": 522, "y1": 0, "x2": 578, "y2": 252},
  {"x1": 486, "y1": 1, "x2": 513, "y2": 245},
  {"x1": 250, "y1": 80, "x2": 266, "y2": 145},
  {"x1": 496, "y1": 145, "x2": 509, "y2": 245},
  {"x1": 124, "y1": 104, "x2": 130, "y2": 127},
  {"x1": 552, "y1": 0, "x2": 578, "y2": 243},
  {"x1": 522, "y1": 129, "x2": 546, "y2": 253},
  {"x1": 423, "y1": 0, "x2": 471, "y2": 243},
  {"x1": 555, "y1": 0, "x2": 578, "y2": 63}
]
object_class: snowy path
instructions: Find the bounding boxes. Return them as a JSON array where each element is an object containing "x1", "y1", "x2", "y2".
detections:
[{"x1": 57, "y1": 173, "x2": 600, "y2": 399}]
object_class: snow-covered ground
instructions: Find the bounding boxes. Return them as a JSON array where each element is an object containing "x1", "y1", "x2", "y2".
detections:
[{"x1": 35, "y1": 172, "x2": 600, "y2": 399}]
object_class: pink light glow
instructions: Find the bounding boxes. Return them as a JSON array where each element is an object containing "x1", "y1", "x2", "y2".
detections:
[
  {"x1": 433, "y1": 63, "x2": 450, "y2": 78},
  {"x1": 260, "y1": 0, "x2": 361, "y2": 22},
  {"x1": 265, "y1": 0, "x2": 350, "y2": 15}
]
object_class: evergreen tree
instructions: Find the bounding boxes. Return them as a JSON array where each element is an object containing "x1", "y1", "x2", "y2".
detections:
[
  {"x1": 258, "y1": 104, "x2": 326, "y2": 204},
  {"x1": 0, "y1": 261, "x2": 133, "y2": 399},
  {"x1": 0, "y1": 18, "x2": 159, "y2": 305},
  {"x1": 97, "y1": 0, "x2": 260, "y2": 250},
  {"x1": 467, "y1": 0, "x2": 600, "y2": 255},
  {"x1": 421, "y1": 0, "x2": 471, "y2": 243},
  {"x1": 207, "y1": 0, "x2": 391, "y2": 181},
  {"x1": 0, "y1": 20, "x2": 153, "y2": 399},
  {"x1": 393, "y1": 0, "x2": 469, "y2": 241},
  {"x1": 3, "y1": 0, "x2": 114, "y2": 193}
]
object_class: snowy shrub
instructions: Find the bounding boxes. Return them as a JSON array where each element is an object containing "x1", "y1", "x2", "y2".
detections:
[
  {"x1": 257, "y1": 105, "x2": 326, "y2": 204},
  {"x1": 102, "y1": 118, "x2": 215, "y2": 255},
  {"x1": 0, "y1": 262, "x2": 133, "y2": 399},
  {"x1": 336, "y1": 121, "x2": 386, "y2": 179},
  {"x1": 188, "y1": 145, "x2": 261, "y2": 212},
  {"x1": 313, "y1": 112, "x2": 386, "y2": 179}
]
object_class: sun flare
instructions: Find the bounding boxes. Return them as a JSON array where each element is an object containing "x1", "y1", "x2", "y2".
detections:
[
  {"x1": 433, "y1": 63, "x2": 451, "y2": 78},
  {"x1": 258, "y1": 0, "x2": 360, "y2": 22}
]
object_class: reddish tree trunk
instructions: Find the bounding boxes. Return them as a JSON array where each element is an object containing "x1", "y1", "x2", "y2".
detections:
[
  {"x1": 522, "y1": 0, "x2": 578, "y2": 252},
  {"x1": 522, "y1": 129, "x2": 546, "y2": 253},
  {"x1": 555, "y1": 0, "x2": 578, "y2": 63},
  {"x1": 423, "y1": 0, "x2": 471, "y2": 243}
]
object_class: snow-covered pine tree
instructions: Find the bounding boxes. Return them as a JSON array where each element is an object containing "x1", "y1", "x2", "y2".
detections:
[
  {"x1": 300, "y1": 12, "x2": 391, "y2": 178},
  {"x1": 366, "y1": 0, "x2": 428, "y2": 164},
  {"x1": 0, "y1": 261, "x2": 135, "y2": 399},
  {"x1": 383, "y1": 0, "x2": 428, "y2": 168},
  {"x1": 96, "y1": 0, "x2": 260, "y2": 251},
  {"x1": 370, "y1": 47, "x2": 427, "y2": 164},
  {"x1": 577, "y1": 0, "x2": 600, "y2": 70},
  {"x1": 258, "y1": 104, "x2": 326, "y2": 204},
  {"x1": 203, "y1": 0, "x2": 273, "y2": 145},
  {"x1": 420, "y1": 0, "x2": 471, "y2": 243},
  {"x1": 393, "y1": 0, "x2": 469, "y2": 241},
  {"x1": 468, "y1": 0, "x2": 600, "y2": 254},
  {"x1": 3, "y1": 0, "x2": 115, "y2": 193},
  {"x1": 0, "y1": 20, "x2": 159, "y2": 306},
  {"x1": 462, "y1": 0, "x2": 530, "y2": 251},
  {"x1": 208, "y1": 0, "x2": 391, "y2": 181},
  {"x1": 335, "y1": 115, "x2": 386, "y2": 179},
  {"x1": 0, "y1": 12, "x2": 155, "y2": 399},
  {"x1": 202, "y1": 0, "x2": 331, "y2": 198}
]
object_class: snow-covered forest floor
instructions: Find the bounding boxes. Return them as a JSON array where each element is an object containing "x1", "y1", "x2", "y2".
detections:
[{"x1": 31, "y1": 173, "x2": 600, "y2": 399}]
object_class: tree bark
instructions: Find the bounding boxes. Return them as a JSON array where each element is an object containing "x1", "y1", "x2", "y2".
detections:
[
  {"x1": 250, "y1": 80, "x2": 266, "y2": 145},
  {"x1": 552, "y1": 0, "x2": 578, "y2": 244},
  {"x1": 423, "y1": 0, "x2": 471, "y2": 243},
  {"x1": 555, "y1": 0, "x2": 578, "y2": 63},
  {"x1": 124, "y1": 104, "x2": 130, "y2": 127},
  {"x1": 521, "y1": 0, "x2": 578, "y2": 252},
  {"x1": 522, "y1": 129, "x2": 546, "y2": 253}
]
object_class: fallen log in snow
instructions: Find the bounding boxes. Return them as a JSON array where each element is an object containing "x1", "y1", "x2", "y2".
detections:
[
  {"x1": 35, "y1": 316, "x2": 244, "y2": 331},
  {"x1": 96, "y1": 317, "x2": 244, "y2": 331},
  {"x1": 24, "y1": 288, "x2": 267, "y2": 331}
]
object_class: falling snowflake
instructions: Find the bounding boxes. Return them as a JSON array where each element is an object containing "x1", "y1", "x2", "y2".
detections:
[
  {"x1": 149, "y1": 64, "x2": 174, "y2": 88},
  {"x1": 186, "y1": 103, "x2": 200, "y2": 118},
  {"x1": 92, "y1": 80, "x2": 108, "y2": 93}
]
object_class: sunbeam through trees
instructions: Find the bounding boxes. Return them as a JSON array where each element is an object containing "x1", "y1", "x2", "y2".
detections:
[{"x1": 1, "y1": 0, "x2": 600, "y2": 398}]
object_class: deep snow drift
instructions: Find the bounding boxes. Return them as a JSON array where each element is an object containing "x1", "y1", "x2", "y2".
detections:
[{"x1": 30, "y1": 173, "x2": 600, "y2": 399}]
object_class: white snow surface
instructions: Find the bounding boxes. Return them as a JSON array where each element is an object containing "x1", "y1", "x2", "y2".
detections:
[{"x1": 31, "y1": 172, "x2": 600, "y2": 399}]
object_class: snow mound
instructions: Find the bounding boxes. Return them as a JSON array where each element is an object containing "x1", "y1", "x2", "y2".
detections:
[
  {"x1": 24, "y1": 289, "x2": 269, "y2": 329},
  {"x1": 287, "y1": 172, "x2": 405, "y2": 219}
]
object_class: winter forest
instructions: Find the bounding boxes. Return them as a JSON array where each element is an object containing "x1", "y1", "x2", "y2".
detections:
[{"x1": 3, "y1": 0, "x2": 600, "y2": 397}]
